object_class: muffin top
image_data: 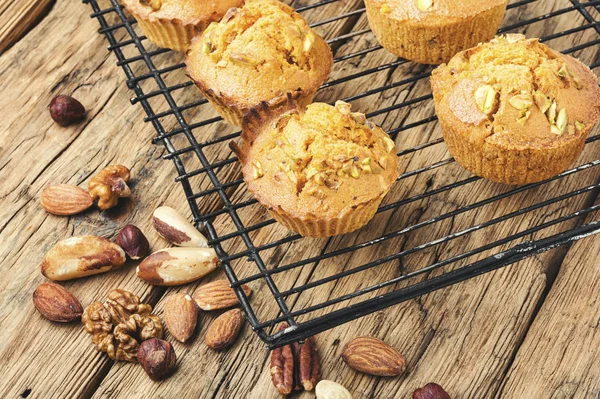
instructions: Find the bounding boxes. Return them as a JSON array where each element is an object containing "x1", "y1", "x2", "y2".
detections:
[
  {"x1": 186, "y1": 0, "x2": 332, "y2": 108},
  {"x1": 123, "y1": 0, "x2": 243, "y2": 25},
  {"x1": 431, "y1": 34, "x2": 600, "y2": 150},
  {"x1": 233, "y1": 100, "x2": 399, "y2": 221},
  {"x1": 372, "y1": 0, "x2": 507, "y2": 21}
]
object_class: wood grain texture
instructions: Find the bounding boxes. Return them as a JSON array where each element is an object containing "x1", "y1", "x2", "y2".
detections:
[
  {"x1": 0, "y1": 0, "x2": 599, "y2": 398},
  {"x1": 0, "y1": 0, "x2": 55, "y2": 53}
]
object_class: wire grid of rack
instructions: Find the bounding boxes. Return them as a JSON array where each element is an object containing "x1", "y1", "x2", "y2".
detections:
[{"x1": 84, "y1": 0, "x2": 600, "y2": 348}]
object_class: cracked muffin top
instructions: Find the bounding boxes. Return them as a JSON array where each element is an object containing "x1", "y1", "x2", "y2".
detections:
[
  {"x1": 122, "y1": 0, "x2": 242, "y2": 26},
  {"x1": 233, "y1": 100, "x2": 399, "y2": 220},
  {"x1": 185, "y1": 0, "x2": 332, "y2": 109},
  {"x1": 372, "y1": 0, "x2": 507, "y2": 22},
  {"x1": 431, "y1": 34, "x2": 600, "y2": 150}
]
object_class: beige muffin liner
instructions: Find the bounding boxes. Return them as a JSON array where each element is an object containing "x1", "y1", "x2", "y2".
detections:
[
  {"x1": 195, "y1": 82, "x2": 317, "y2": 127},
  {"x1": 134, "y1": 16, "x2": 205, "y2": 52},
  {"x1": 364, "y1": 1, "x2": 507, "y2": 64},
  {"x1": 439, "y1": 117, "x2": 589, "y2": 185},
  {"x1": 268, "y1": 195, "x2": 387, "y2": 238}
]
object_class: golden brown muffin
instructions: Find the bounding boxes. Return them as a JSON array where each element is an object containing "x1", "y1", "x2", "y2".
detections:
[
  {"x1": 185, "y1": 0, "x2": 333, "y2": 126},
  {"x1": 431, "y1": 34, "x2": 600, "y2": 185},
  {"x1": 122, "y1": 0, "x2": 243, "y2": 52},
  {"x1": 231, "y1": 96, "x2": 400, "y2": 237},
  {"x1": 364, "y1": 0, "x2": 508, "y2": 64}
]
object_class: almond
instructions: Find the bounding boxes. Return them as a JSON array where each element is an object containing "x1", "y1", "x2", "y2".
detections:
[
  {"x1": 192, "y1": 280, "x2": 251, "y2": 311},
  {"x1": 137, "y1": 247, "x2": 219, "y2": 286},
  {"x1": 40, "y1": 184, "x2": 93, "y2": 215},
  {"x1": 163, "y1": 293, "x2": 198, "y2": 343},
  {"x1": 205, "y1": 308, "x2": 243, "y2": 349},
  {"x1": 41, "y1": 235, "x2": 126, "y2": 281},
  {"x1": 341, "y1": 336, "x2": 406, "y2": 377},
  {"x1": 33, "y1": 282, "x2": 83, "y2": 322}
]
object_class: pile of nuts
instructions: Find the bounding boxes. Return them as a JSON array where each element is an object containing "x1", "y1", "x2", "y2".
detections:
[{"x1": 32, "y1": 103, "x2": 453, "y2": 395}]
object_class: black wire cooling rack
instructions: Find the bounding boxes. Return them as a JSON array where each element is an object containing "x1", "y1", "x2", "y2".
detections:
[{"x1": 84, "y1": 0, "x2": 600, "y2": 348}]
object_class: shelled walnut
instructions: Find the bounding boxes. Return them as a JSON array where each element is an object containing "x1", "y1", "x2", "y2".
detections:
[
  {"x1": 82, "y1": 289, "x2": 163, "y2": 362},
  {"x1": 88, "y1": 165, "x2": 131, "y2": 210}
]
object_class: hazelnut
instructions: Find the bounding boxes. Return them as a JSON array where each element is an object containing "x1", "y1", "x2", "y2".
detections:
[
  {"x1": 137, "y1": 338, "x2": 176, "y2": 381},
  {"x1": 49, "y1": 95, "x2": 86, "y2": 126},
  {"x1": 116, "y1": 225, "x2": 150, "y2": 259},
  {"x1": 413, "y1": 383, "x2": 451, "y2": 399}
]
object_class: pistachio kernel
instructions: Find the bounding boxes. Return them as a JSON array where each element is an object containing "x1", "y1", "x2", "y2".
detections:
[
  {"x1": 380, "y1": 3, "x2": 391, "y2": 13},
  {"x1": 202, "y1": 41, "x2": 213, "y2": 54},
  {"x1": 229, "y1": 52, "x2": 258, "y2": 66},
  {"x1": 252, "y1": 161, "x2": 264, "y2": 179},
  {"x1": 557, "y1": 64, "x2": 569, "y2": 78},
  {"x1": 508, "y1": 93, "x2": 533, "y2": 110},
  {"x1": 416, "y1": 0, "x2": 433, "y2": 11},
  {"x1": 575, "y1": 121, "x2": 586, "y2": 131},
  {"x1": 335, "y1": 101, "x2": 352, "y2": 115},
  {"x1": 516, "y1": 110, "x2": 531, "y2": 125},
  {"x1": 533, "y1": 91, "x2": 551, "y2": 114},
  {"x1": 140, "y1": 0, "x2": 161, "y2": 10},
  {"x1": 378, "y1": 155, "x2": 388, "y2": 170},
  {"x1": 555, "y1": 108, "x2": 568, "y2": 133},
  {"x1": 350, "y1": 165, "x2": 360, "y2": 178},
  {"x1": 381, "y1": 136, "x2": 396, "y2": 153},
  {"x1": 474, "y1": 85, "x2": 497, "y2": 114},
  {"x1": 351, "y1": 112, "x2": 367, "y2": 125},
  {"x1": 547, "y1": 101, "x2": 557, "y2": 124},
  {"x1": 573, "y1": 77, "x2": 583, "y2": 90},
  {"x1": 303, "y1": 32, "x2": 315, "y2": 52}
]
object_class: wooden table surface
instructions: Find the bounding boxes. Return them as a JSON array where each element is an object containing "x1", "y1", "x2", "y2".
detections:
[{"x1": 1, "y1": 0, "x2": 599, "y2": 398}]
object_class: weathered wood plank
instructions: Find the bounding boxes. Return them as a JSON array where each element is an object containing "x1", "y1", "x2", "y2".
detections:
[
  {"x1": 0, "y1": 0, "x2": 54, "y2": 54},
  {"x1": 496, "y1": 207, "x2": 600, "y2": 399}
]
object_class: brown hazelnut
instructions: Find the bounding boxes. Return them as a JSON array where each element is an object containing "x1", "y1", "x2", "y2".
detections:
[
  {"x1": 413, "y1": 383, "x2": 451, "y2": 399},
  {"x1": 116, "y1": 225, "x2": 150, "y2": 259},
  {"x1": 137, "y1": 338, "x2": 176, "y2": 381},
  {"x1": 49, "y1": 95, "x2": 86, "y2": 126}
]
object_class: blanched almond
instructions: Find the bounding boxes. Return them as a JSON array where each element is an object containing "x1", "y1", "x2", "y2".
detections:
[
  {"x1": 136, "y1": 247, "x2": 219, "y2": 286},
  {"x1": 41, "y1": 235, "x2": 126, "y2": 281}
]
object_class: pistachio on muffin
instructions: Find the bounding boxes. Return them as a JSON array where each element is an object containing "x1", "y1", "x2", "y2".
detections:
[
  {"x1": 431, "y1": 34, "x2": 600, "y2": 185},
  {"x1": 122, "y1": 0, "x2": 244, "y2": 52},
  {"x1": 231, "y1": 96, "x2": 399, "y2": 237},
  {"x1": 364, "y1": 0, "x2": 508, "y2": 64},
  {"x1": 186, "y1": 0, "x2": 333, "y2": 126}
]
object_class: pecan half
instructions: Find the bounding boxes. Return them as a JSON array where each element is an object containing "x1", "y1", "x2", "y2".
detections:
[{"x1": 270, "y1": 323, "x2": 321, "y2": 395}]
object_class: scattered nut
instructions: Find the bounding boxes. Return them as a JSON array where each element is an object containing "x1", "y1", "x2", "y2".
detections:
[
  {"x1": 163, "y1": 293, "x2": 198, "y2": 343},
  {"x1": 551, "y1": 108, "x2": 568, "y2": 135},
  {"x1": 41, "y1": 235, "x2": 126, "y2": 281},
  {"x1": 153, "y1": 206, "x2": 208, "y2": 248},
  {"x1": 40, "y1": 184, "x2": 93, "y2": 216},
  {"x1": 575, "y1": 121, "x2": 586, "y2": 131},
  {"x1": 116, "y1": 225, "x2": 150, "y2": 260},
  {"x1": 82, "y1": 289, "x2": 163, "y2": 362},
  {"x1": 316, "y1": 380, "x2": 353, "y2": 399},
  {"x1": 508, "y1": 92, "x2": 533, "y2": 110},
  {"x1": 270, "y1": 323, "x2": 321, "y2": 394},
  {"x1": 205, "y1": 308, "x2": 243, "y2": 350},
  {"x1": 137, "y1": 247, "x2": 219, "y2": 286},
  {"x1": 49, "y1": 95, "x2": 86, "y2": 126},
  {"x1": 192, "y1": 279, "x2": 251, "y2": 311},
  {"x1": 88, "y1": 165, "x2": 131, "y2": 210},
  {"x1": 138, "y1": 338, "x2": 176, "y2": 381},
  {"x1": 533, "y1": 91, "x2": 551, "y2": 114},
  {"x1": 413, "y1": 383, "x2": 451, "y2": 399},
  {"x1": 33, "y1": 282, "x2": 83, "y2": 322},
  {"x1": 341, "y1": 336, "x2": 405, "y2": 377}
]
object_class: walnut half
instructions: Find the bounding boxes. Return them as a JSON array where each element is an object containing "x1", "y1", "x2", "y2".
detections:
[
  {"x1": 88, "y1": 165, "x2": 131, "y2": 210},
  {"x1": 82, "y1": 289, "x2": 163, "y2": 362}
]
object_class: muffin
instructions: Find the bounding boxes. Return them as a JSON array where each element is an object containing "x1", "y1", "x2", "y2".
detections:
[
  {"x1": 364, "y1": 0, "x2": 508, "y2": 64},
  {"x1": 231, "y1": 96, "x2": 400, "y2": 237},
  {"x1": 122, "y1": 0, "x2": 244, "y2": 52},
  {"x1": 186, "y1": 0, "x2": 333, "y2": 126},
  {"x1": 431, "y1": 34, "x2": 600, "y2": 185}
]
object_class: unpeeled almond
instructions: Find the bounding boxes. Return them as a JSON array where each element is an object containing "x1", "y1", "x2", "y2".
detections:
[
  {"x1": 163, "y1": 293, "x2": 198, "y2": 343},
  {"x1": 341, "y1": 336, "x2": 405, "y2": 377},
  {"x1": 33, "y1": 282, "x2": 83, "y2": 322},
  {"x1": 205, "y1": 308, "x2": 243, "y2": 350},
  {"x1": 40, "y1": 184, "x2": 93, "y2": 215},
  {"x1": 192, "y1": 280, "x2": 251, "y2": 311}
]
